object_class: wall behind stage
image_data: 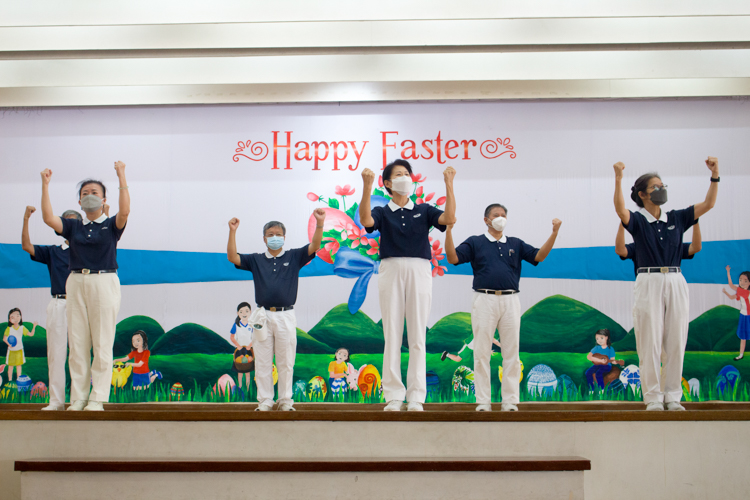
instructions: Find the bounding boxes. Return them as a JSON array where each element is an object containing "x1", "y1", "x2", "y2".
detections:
[{"x1": 1, "y1": 99, "x2": 749, "y2": 403}]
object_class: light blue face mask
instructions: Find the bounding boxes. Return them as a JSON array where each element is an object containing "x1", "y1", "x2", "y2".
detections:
[{"x1": 267, "y1": 236, "x2": 284, "y2": 250}]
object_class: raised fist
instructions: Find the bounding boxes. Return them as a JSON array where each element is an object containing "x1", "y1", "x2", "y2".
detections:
[
  {"x1": 228, "y1": 218, "x2": 240, "y2": 230},
  {"x1": 24, "y1": 206, "x2": 36, "y2": 219},
  {"x1": 313, "y1": 208, "x2": 326, "y2": 223},
  {"x1": 443, "y1": 166, "x2": 456, "y2": 183},
  {"x1": 40, "y1": 169, "x2": 52, "y2": 185},
  {"x1": 726, "y1": 265, "x2": 731, "y2": 272},
  {"x1": 552, "y1": 218, "x2": 562, "y2": 232},
  {"x1": 362, "y1": 168, "x2": 375, "y2": 185},
  {"x1": 114, "y1": 161, "x2": 126, "y2": 176},
  {"x1": 705, "y1": 156, "x2": 719, "y2": 174},
  {"x1": 613, "y1": 162, "x2": 625, "y2": 179},
  {"x1": 103, "y1": 203, "x2": 110, "y2": 217}
]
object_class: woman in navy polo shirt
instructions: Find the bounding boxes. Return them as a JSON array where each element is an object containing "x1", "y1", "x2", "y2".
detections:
[
  {"x1": 613, "y1": 157, "x2": 718, "y2": 411},
  {"x1": 40, "y1": 162, "x2": 130, "y2": 411},
  {"x1": 359, "y1": 160, "x2": 456, "y2": 411}
]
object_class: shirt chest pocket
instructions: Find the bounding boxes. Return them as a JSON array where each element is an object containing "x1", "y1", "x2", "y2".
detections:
[
  {"x1": 75, "y1": 226, "x2": 105, "y2": 246},
  {"x1": 409, "y1": 213, "x2": 429, "y2": 236}
]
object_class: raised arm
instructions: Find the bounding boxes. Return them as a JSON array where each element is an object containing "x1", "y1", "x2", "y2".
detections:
[
  {"x1": 723, "y1": 289, "x2": 737, "y2": 300},
  {"x1": 29, "y1": 322, "x2": 37, "y2": 337},
  {"x1": 614, "y1": 223, "x2": 628, "y2": 258},
  {"x1": 437, "y1": 167, "x2": 457, "y2": 225},
  {"x1": 726, "y1": 265, "x2": 737, "y2": 291},
  {"x1": 359, "y1": 168, "x2": 375, "y2": 228},
  {"x1": 535, "y1": 219, "x2": 562, "y2": 262},
  {"x1": 22, "y1": 206, "x2": 36, "y2": 257},
  {"x1": 227, "y1": 218, "x2": 242, "y2": 266},
  {"x1": 613, "y1": 162, "x2": 630, "y2": 226},
  {"x1": 688, "y1": 222, "x2": 702, "y2": 255},
  {"x1": 693, "y1": 157, "x2": 719, "y2": 219},
  {"x1": 40, "y1": 169, "x2": 63, "y2": 234},
  {"x1": 445, "y1": 224, "x2": 459, "y2": 265},
  {"x1": 114, "y1": 161, "x2": 130, "y2": 230},
  {"x1": 309, "y1": 208, "x2": 326, "y2": 255}
]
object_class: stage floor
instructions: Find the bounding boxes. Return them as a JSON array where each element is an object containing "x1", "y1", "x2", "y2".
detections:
[{"x1": 2, "y1": 401, "x2": 749, "y2": 421}]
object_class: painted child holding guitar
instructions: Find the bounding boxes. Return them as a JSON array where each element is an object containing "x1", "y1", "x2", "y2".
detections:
[{"x1": 585, "y1": 329, "x2": 625, "y2": 389}]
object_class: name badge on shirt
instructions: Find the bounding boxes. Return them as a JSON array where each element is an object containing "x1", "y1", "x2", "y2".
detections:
[
  {"x1": 283, "y1": 262, "x2": 289, "y2": 266},
  {"x1": 668, "y1": 225, "x2": 675, "y2": 230},
  {"x1": 413, "y1": 213, "x2": 422, "y2": 218}
]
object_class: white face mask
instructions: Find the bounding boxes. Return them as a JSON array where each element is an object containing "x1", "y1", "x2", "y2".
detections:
[
  {"x1": 489, "y1": 216, "x2": 507, "y2": 232},
  {"x1": 390, "y1": 176, "x2": 412, "y2": 196}
]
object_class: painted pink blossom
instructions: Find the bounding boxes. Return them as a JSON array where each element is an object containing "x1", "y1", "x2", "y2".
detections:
[
  {"x1": 436, "y1": 196, "x2": 447, "y2": 206},
  {"x1": 416, "y1": 186, "x2": 424, "y2": 197},
  {"x1": 366, "y1": 238, "x2": 380, "y2": 255},
  {"x1": 307, "y1": 192, "x2": 320, "y2": 202},
  {"x1": 424, "y1": 192, "x2": 435, "y2": 202},
  {"x1": 411, "y1": 173, "x2": 426, "y2": 183},
  {"x1": 378, "y1": 175, "x2": 384, "y2": 188},
  {"x1": 335, "y1": 184, "x2": 355, "y2": 196},
  {"x1": 432, "y1": 265, "x2": 447, "y2": 277},
  {"x1": 347, "y1": 225, "x2": 369, "y2": 248}
]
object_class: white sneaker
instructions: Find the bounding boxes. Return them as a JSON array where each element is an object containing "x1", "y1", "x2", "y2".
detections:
[
  {"x1": 66, "y1": 400, "x2": 88, "y2": 411},
  {"x1": 384, "y1": 400, "x2": 406, "y2": 411},
  {"x1": 254, "y1": 403, "x2": 274, "y2": 412},
  {"x1": 83, "y1": 401, "x2": 104, "y2": 411},
  {"x1": 41, "y1": 404, "x2": 65, "y2": 411},
  {"x1": 278, "y1": 403, "x2": 296, "y2": 411},
  {"x1": 666, "y1": 402, "x2": 686, "y2": 411},
  {"x1": 501, "y1": 403, "x2": 518, "y2": 412},
  {"x1": 475, "y1": 404, "x2": 492, "y2": 412},
  {"x1": 406, "y1": 402, "x2": 423, "y2": 412},
  {"x1": 646, "y1": 402, "x2": 665, "y2": 411}
]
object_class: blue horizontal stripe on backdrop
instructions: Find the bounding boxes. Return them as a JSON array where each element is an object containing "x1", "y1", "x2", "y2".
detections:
[{"x1": 1, "y1": 239, "x2": 748, "y2": 289}]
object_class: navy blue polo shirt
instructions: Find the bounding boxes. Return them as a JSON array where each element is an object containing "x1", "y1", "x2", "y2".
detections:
[
  {"x1": 235, "y1": 245, "x2": 315, "y2": 308},
  {"x1": 624, "y1": 206, "x2": 695, "y2": 268},
  {"x1": 365, "y1": 200, "x2": 446, "y2": 260},
  {"x1": 622, "y1": 242, "x2": 693, "y2": 277},
  {"x1": 453, "y1": 233, "x2": 539, "y2": 291},
  {"x1": 60, "y1": 214, "x2": 126, "y2": 271},
  {"x1": 30, "y1": 244, "x2": 71, "y2": 296}
]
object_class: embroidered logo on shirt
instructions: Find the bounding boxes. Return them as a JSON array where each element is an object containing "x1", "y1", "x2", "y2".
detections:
[
  {"x1": 413, "y1": 213, "x2": 422, "y2": 218},
  {"x1": 283, "y1": 262, "x2": 289, "y2": 266},
  {"x1": 509, "y1": 249, "x2": 515, "y2": 255},
  {"x1": 668, "y1": 225, "x2": 675, "y2": 230},
  {"x1": 102, "y1": 227, "x2": 108, "y2": 230}
]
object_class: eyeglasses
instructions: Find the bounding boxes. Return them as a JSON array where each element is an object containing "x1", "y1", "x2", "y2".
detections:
[{"x1": 649, "y1": 184, "x2": 668, "y2": 192}]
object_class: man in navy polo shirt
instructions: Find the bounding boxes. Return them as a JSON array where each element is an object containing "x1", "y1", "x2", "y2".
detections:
[
  {"x1": 227, "y1": 209, "x2": 326, "y2": 411},
  {"x1": 445, "y1": 203, "x2": 562, "y2": 411},
  {"x1": 21, "y1": 205, "x2": 82, "y2": 410}
]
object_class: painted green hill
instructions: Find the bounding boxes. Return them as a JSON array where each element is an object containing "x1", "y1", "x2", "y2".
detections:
[
  {"x1": 519, "y1": 295, "x2": 627, "y2": 353},
  {"x1": 114, "y1": 316, "x2": 166, "y2": 357},
  {"x1": 297, "y1": 328, "x2": 335, "y2": 354},
  {"x1": 307, "y1": 304, "x2": 384, "y2": 353},
  {"x1": 426, "y1": 313, "x2": 472, "y2": 353},
  {"x1": 376, "y1": 319, "x2": 413, "y2": 352},
  {"x1": 151, "y1": 323, "x2": 234, "y2": 355},
  {"x1": 612, "y1": 328, "x2": 636, "y2": 352},
  {"x1": 0, "y1": 322, "x2": 47, "y2": 357},
  {"x1": 687, "y1": 305, "x2": 741, "y2": 352}
]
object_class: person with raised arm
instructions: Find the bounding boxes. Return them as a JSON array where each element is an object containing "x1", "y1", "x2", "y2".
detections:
[
  {"x1": 22, "y1": 205, "x2": 82, "y2": 410},
  {"x1": 227, "y1": 209, "x2": 326, "y2": 411},
  {"x1": 613, "y1": 157, "x2": 718, "y2": 411},
  {"x1": 444, "y1": 204, "x2": 561, "y2": 411},
  {"x1": 359, "y1": 160, "x2": 456, "y2": 411},
  {"x1": 40, "y1": 163, "x2": 129, "y2": 411}
]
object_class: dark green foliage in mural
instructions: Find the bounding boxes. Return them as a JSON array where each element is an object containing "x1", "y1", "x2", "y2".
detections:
[
  {"x1": 687, "y1": 306, "x2": 740, "y2": 352},
  {"x1": 520, "y1": 295, "x2": 627, "y2": 353},
  {"x1": 0, "y1": 322, "x2": 47, "y2": 357},
  {"x1": 151, "y1": 323, "x2": 234, "y2": 355},
  {"x1": 612, "y1": 328, "x2": 636, "y2": 351},
  {"x1": 114, "y1": 316, "x2": 166, "y2": 356},
  {"x1": 297, "y1": 328, "x2": 335, "y2": 354},
  {"x1": 426, "y1": 313, "x2": 472, "y2": 353},
  {"x1": 307, "y1": 304, "x2": 384, "y2": 353}
]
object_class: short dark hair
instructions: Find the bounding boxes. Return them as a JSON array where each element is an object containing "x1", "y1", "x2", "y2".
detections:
[
  {"x1": 382, "y1": 159, "x2": 413, "y2": 195},
  {"x1": 131, "y1": 330, "x2": 149, "y2": 351},
  {"x1": 77, "y1": 179, "x2": 107, "y2": 200},
  {"x1": 630, "y1": 173, "x2": 660, "y2": 208},
  {"x1": 740, "y1": 271, "x2": 750, "y2": 288},
  {"x1": 7, "y1": 308, "x2": 22, "y2": 327},
  {"x1": 595, "y1": 328, "x2": 612, "y2": 347},
  {"x1": 263, "y1": 221, "x2": 286, "y2": 236},
  {"x1": 334, "y1": 347, "x2": 351, "y2": 364},
  {"x1": 484, "y1": 204, "x2": 508, "y2": 218},
  {"x1": 61, "y1": 210, "x2": 82, "y2": 220},
  {"x1": 235, "y1": 302, "x2": 252, "y2": 326}
]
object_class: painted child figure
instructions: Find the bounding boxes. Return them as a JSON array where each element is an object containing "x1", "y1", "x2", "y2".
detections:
[
  {"x1": 585, "y1": 329, "x2": 624, "y2": 389},
  {"x1": 328, "y1": 347, "x2": 351, "y2": 395},
  {"x1": 114, "y1": 330, "x2": 162, "y2": 390},
  {"x1": 230, "y1": 302, "x2": 255, "y2": 391},
  {"x1": 3, "y1": 308, "x2": 37, "y2": 382},
  {"x1": 723, "y1": 266, "x2": 750, "y2": 361},
  {"x1": 441, "y1": 332, "x2": 501, "y2": 363}
]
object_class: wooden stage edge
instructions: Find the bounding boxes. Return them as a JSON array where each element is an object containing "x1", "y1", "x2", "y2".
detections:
[{"x1": 1, "y1": 402, "x2": 750, "y2": 422}]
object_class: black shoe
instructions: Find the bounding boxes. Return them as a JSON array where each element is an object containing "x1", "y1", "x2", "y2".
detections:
[
  {"x1": 734, "y1": 355, "x2": 744, "y2": 361},
  {"x1": 441, "y1": 351, "x2": 448, "y2": 361}
]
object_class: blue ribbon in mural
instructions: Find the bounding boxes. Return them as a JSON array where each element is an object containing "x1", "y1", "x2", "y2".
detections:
[{"x1": 333, "y1": 247, "x2": 381, "y2": 314}]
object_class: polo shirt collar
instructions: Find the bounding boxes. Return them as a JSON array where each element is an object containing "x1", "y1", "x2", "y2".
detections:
[
  {"x1": 484, "y1": 231, "x2": 507, "y2": 243},
  {"x1": 82, "y1": 214, "x2": 108, "y2": 225},
  {"x1": 60, "y1": 242, "x2": 69, "y2": 251},
  {"x1": 638, "y1": 207, "x2": 667, "y2": 223},
  {"x1": 265, "y1": 249, "x2": 286, "y2": 259},
  {"x1": 388, "y1": 200, "x2": 415, "y2": 212}
]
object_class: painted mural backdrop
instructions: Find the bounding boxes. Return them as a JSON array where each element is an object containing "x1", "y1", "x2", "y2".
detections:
[{"x1": 0, "y1": 99, "x2": 748, "y2": 404}]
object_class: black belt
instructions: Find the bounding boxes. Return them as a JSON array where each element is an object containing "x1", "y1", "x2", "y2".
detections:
[
  {"x1": 261, "y1": 306, "x2": 294, "y2": 312},
  {"x1": 52, "y1": 294, "x2": 66, "y2": 299},
  {"x1": 475, "y1": 289, "x2": 519, "y2": 295},
  {"x1": 637, "y1": 267, "x2": 681, "y2": 274},
  {"x1": 71, "y1": 269, "x2": 117, "y2": 274}
]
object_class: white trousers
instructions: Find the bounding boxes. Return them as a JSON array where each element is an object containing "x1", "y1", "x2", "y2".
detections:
[
  {"x1": 471, "y1": 292, "x2": 521, "y2": 405},
  {"x1": 254, "y1": 309, "x2": 297, "y2": 407},
  {"x1": 66, "y1": 273, "x2": 121, "y2": 403},
  {"x1": 633, "y1": 272, "x2": 689, "y2": 404},
  {"x1": 45, "y1": 297, "x2": 69, "y2": 407},
  {"x1": 378, "y1": 257, "x2": 432, "y2": 403}
]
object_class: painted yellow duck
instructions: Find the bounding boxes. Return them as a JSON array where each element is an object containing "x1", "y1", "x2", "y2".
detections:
[{"x1": 111, "y1": 361, "x2": 132, "y2": 388}]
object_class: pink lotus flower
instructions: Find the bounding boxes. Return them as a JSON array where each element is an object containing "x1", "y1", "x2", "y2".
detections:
[
  {"x1": 416, "y1": 186, "x2": 424, "y2": 197},
  {"x1": 411, "y1": 173, "x2": 426, "y2": 183},
  {"x1": 436, "y1": 196, "x2": 446, "y2": 206},
  {"x1": 307, "y1": 192, "x2": 320, "y2": 202},
  {"x1": 366, "y1": 238, "x2": 380, "y2": 256},
  {"x1": 424, "y1": 192, "x2": 435, "y2": 202},
  {"x1": 335, "y1": 184, "x2": 355, "y2": 196},
  {"x1": 378, "y1": 175, "x2": 384, "y2": 188},
  {"x1": 347, "y1": 225, "x2": 369, "y2": 248}
]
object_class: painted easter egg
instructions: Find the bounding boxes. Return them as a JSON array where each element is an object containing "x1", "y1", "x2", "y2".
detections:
[
  {"x1": 16, "y1": 375, "x2": 33, "y2": 392},
  {"x1": 526, "y1": 364, "x2": 558, "y2": 397},
  {"x1": 170, "y1": 382, "x2": 184, "y2": 401},
  {"x1": 556, "y1": 374, "x2": 577, "y2": 398},
  {"x1": 213, "y1": 374, "x2": 236, "y2": 396},
  {"x1": 452, "y1": 365, "x2": 475, "y2": 394},
  {"x1": 619, "y1": 364, "x2": 641, "y2": 390},
  {"x1": 717, "y1": 365, "x2": 741, "y2": 394},
  {"x1": 308, "y1": 376, "x2": 328, "y2": 399},
  {"x1": 30, "y1": 381, "x2": 47, "y2": 398},
  {"x1": 357, "y1": 364, "x2": 382, "y2": 398},
  {"x1": 688, "y1": 378, "x2": 700, "y2": 398},
  {"x1": 498, "y1": 359, "x2": 524, "y2": 383}
]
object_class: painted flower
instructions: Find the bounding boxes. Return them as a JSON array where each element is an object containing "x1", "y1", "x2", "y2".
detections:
[
  {"x1": 436, "y1": 196, "x2": 447, "y2": 206},
  {"x1": 335, "y1": 184, "x2": 355, "y2": 196},
  {"x1": 307, "y1": 192, "x2": 320, "y2": 202},
  {"x1": 324, "y1": 237, "x2": 340, "y2": 255},
  {"x1": 416, "y1": 186, "x2": 424, "y2": 197},
  {"x1": 424, "y1": 192, "x2": 435, "y2": 202},
  {"x1": 347, "y1": 225, "x2": 369, "y2": 248},
  {"x1": 378, "y1": 175, "x2": 384, "y2": 188},
  {"x1": 432, "y1": 265, "x2": 447, "y2": 277},
  {"x1": 366, "y1": 238, "x2": 380, "y2": 256},
  {"x1": 411, "y1": 173, "x2": 426, "y2": 183}
]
